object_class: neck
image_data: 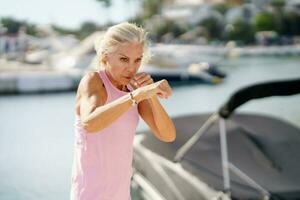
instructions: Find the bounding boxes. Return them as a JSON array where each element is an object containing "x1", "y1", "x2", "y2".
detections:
[{"x1": 104, "y1": 69, "x2": 126, "y2": 91}]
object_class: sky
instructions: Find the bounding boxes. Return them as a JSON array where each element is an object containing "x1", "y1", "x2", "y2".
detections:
[{"x1": 0, "y1": 0, "x2": 140, "y2": 29}]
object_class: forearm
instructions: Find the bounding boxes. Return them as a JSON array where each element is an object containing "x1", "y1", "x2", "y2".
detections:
[
  {"x1": 82, "y1": 92, "x2": 138, "y2": 133},
  {"x1": 148, "y1": 96, "x2": 176, "y2": 141}
]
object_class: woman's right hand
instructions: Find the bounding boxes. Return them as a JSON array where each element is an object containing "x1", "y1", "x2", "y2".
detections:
[{"x1": 133, "y1": 79, "x2": 173, "y2": 103}]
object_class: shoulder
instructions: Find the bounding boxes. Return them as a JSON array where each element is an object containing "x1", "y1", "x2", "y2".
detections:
[{"x1": 78, "y1": 71, "x2": 104, "y2": 94}]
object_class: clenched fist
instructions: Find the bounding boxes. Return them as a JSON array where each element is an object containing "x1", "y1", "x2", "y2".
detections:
[{"x1": 129, "y1": 72, "x2": 173, "y2": 100}]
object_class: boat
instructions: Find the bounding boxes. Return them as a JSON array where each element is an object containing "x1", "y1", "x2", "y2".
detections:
[
  {"x1": 140, "y1": 62, "x2": 226, "y2": 85},
  {"x1": 132, "y1": 78, "x2": 300, "y2": 200}
]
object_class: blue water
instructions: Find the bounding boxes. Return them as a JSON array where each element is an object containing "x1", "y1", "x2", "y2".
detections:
[{"x1": 0, "y1": 56, "x2": 300, "y2": 200}]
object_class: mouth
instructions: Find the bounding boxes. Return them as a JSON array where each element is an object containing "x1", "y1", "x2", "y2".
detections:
[{"x1": 124, "y1": 76, "x2": 133, "y2": 80}]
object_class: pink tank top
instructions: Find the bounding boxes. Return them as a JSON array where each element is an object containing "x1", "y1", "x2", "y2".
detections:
[{"x1": 70, "y1": 69, "x2": 140, "y2": 200}]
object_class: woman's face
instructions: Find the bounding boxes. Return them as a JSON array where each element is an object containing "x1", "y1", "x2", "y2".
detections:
[{"x1": 103, "y1": 42, "x2": 143, "y2": 87}]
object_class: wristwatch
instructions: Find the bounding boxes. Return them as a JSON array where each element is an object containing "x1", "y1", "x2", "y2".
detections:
[{"x1": 129, "y1": 92, "x2": 138, "y2": 106}]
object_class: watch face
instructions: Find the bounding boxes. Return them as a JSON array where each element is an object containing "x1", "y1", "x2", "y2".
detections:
[{"x1": 129, "y1": 92, "x2": 137, "y2": 105}]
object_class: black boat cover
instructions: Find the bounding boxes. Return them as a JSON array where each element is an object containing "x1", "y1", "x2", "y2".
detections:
[{"x1": 139, "y1": 113, "x2": 300, "y2": 199}]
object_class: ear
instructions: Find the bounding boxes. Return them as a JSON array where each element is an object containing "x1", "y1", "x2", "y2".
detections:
[{"x1": 101, "y1": 52, "x2": 108, "y2": 64}]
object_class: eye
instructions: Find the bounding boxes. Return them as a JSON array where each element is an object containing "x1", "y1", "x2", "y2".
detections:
[
  {"x1": 120, "y1": 57, "x2": 129, "y2": 62},
  {"x1": 135, "y1": 58, "x2": 142, "y2": 63}
]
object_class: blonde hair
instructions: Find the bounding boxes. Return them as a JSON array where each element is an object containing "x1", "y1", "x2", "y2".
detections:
[{"x1": 94, "y1": 22, "x2": 151, "y2": 68}]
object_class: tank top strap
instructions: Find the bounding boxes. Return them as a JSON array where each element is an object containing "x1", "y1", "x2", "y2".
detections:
[
  {"x1": 98, "y1": 69, "x2": 134, "y2": 93},
  {"x1": 98, "y1": 69, "x2": 112, "y2": 91}
]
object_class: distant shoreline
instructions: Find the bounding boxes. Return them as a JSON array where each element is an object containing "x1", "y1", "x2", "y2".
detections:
[
  {"x1": 1, "y1": 44, "x2": 300, "y2": 95},
  {"x1": 152, "y1": 43, "x2": 300, "y2": 57}
]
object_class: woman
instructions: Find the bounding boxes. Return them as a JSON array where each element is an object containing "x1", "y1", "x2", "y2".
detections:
[{"x1": 70, "y1": 22, "x2": 176, "y2": 200}]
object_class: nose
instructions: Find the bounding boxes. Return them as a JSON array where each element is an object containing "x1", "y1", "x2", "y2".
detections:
[{"x1": 127, "y1": 65, "x2": 138, "y2": 75}]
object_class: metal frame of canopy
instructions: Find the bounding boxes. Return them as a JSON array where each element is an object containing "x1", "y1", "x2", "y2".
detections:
[{"x1": 173, "y1": 78, "x2": 300, "y2": 200}]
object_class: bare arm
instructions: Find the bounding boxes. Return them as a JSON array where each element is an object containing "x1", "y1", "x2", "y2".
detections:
[
  {"x1": 79, "y1": 72, "x2": 173, "y2": 134},
  {"x1": 137, "y1": 78, "x2": 176, "y2": 142},
  {"x1": 138, "y1": 96, "x2": 176, "y2": 142},
  {"x1": 78, "y1": 72, "x2": 139, "y2": 133}
]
